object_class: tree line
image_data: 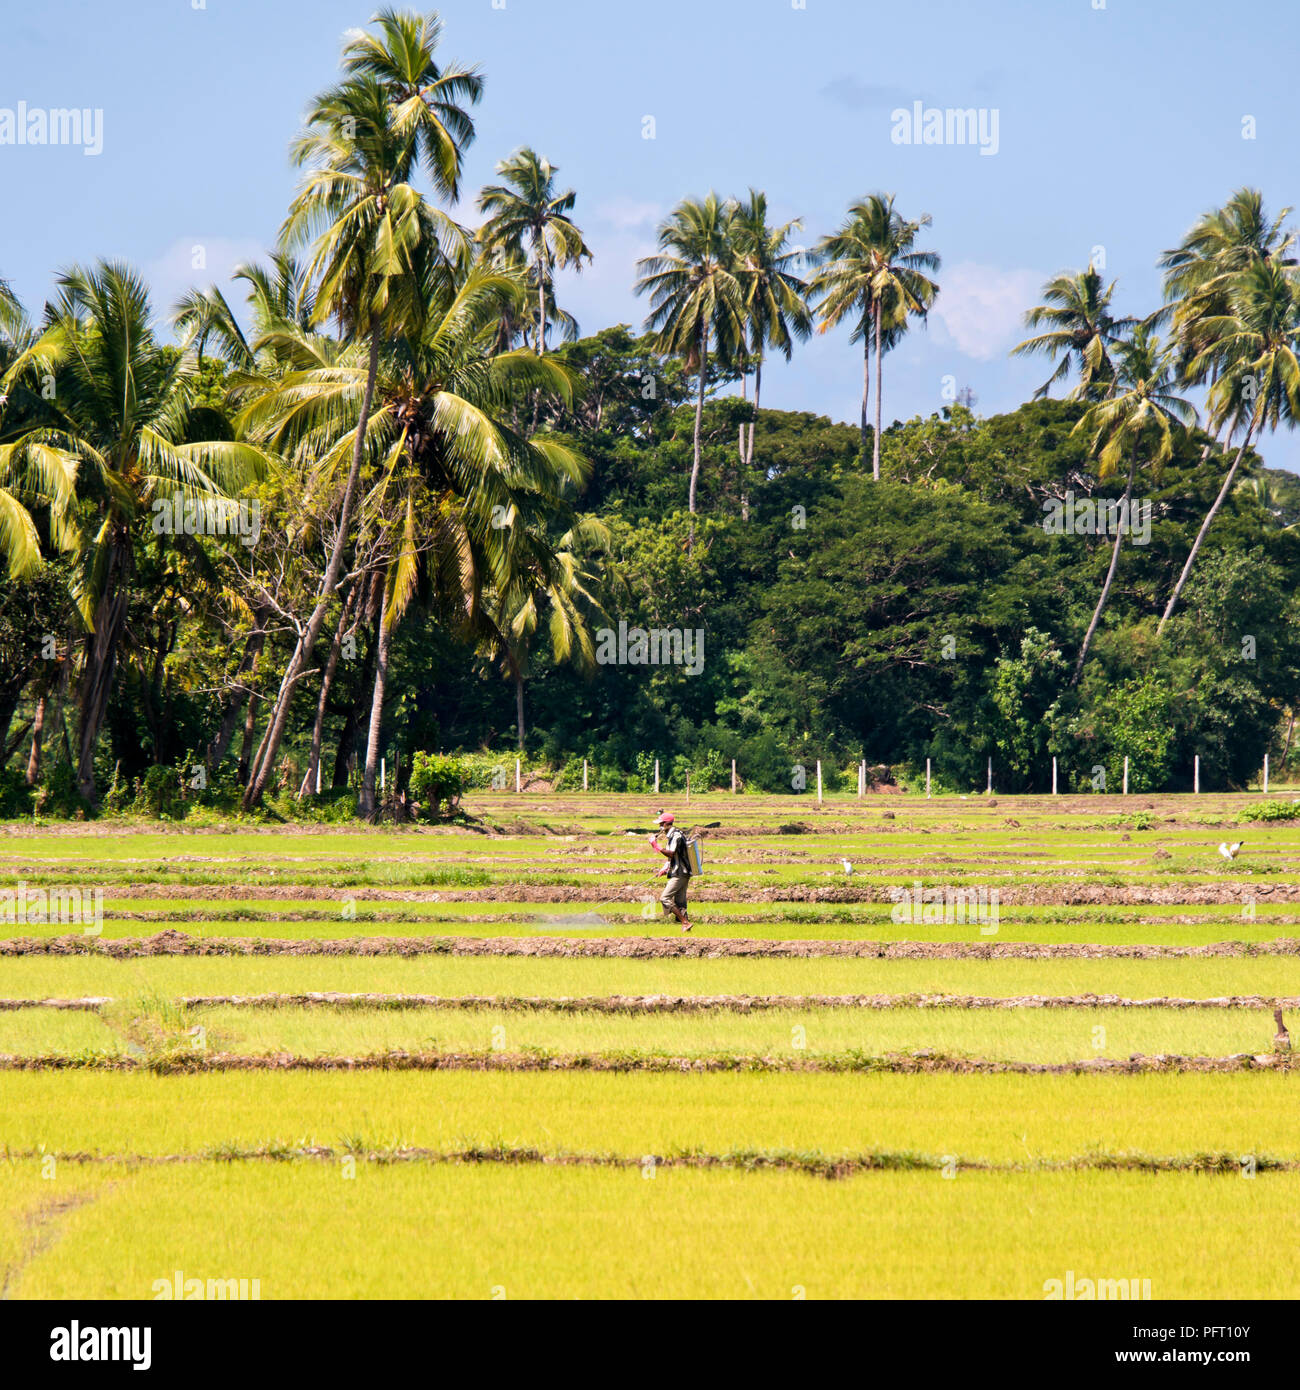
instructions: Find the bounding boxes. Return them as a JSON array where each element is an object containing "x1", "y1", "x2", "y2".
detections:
[{"x1": 1, "y1": 8, "x2": 1298, "y2": 815}]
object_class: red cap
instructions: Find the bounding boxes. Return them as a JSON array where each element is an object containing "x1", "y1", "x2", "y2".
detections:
[{"x1": 656, "y1": 811, "x2": 674, "y2": 825}]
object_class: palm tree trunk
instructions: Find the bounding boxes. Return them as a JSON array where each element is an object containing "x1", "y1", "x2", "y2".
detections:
[
  {"x1": 860, "y1": 335, "x2": 871, "y2": 466},
  {"x1": 872, "y1": 301, "x2": 884, "y2": 482},
  {"x1": 537, "y1": 255, "x2": 548, "y2": 356},
  {"x1": 739, "y1": 354, "x2": 762, "y2": 522},
  {"x1": 359, "y1": 587, "x2": 394, "y2": 821},
  {"x1": 748, "y1": 355, "x2": 762, "y2": 465},
  {"x1": 298, "y1": 586, "x2": 356, "y2": 798},
  {"x1": 75, "y1": 534, "x2": 131, "y2": 803},
  {"x1": 1156, "y1": 426, "x2": 1255, "y2": 636},
  {"x1": 1070, "y1": 454, "x2": 1137, "y2": 687},
  {"x1": 514, "y1": 658, "x2": 526, "y2": 752},
  {"x1": 243, "y1": 327, "x2": 381, "y2": 810},
  {"x1": 687, "y1": 323, "x2": 709, "y2": 549},
  {"x1": 24, "y1": 695, "x2": 45, "y2": 786}
]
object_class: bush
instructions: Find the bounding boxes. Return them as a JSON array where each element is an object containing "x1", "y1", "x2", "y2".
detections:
[
  {"x1": 409, "y1": 752, "x2": 468, "y2": 819},
  {"x1": 34, "y1": 763, "x2": 92, "y2": 819},
  {"x1": 0, "y1": 766, "x2": 33, "y2": 818},
  {"x1": 1238, "y1": 799, "x2": 1300, "y2": 824},
  {"x1": 133, "y1": 764, "x2": 183, "y2": 818}
]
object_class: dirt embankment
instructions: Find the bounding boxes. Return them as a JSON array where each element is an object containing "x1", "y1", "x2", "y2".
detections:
[
  {"x1": 5, "y1": 930, "x2": 1300, "y2": 960},
  {"x1": 0, "y1": 1048, "x2": 1292, "y2": 1076}
]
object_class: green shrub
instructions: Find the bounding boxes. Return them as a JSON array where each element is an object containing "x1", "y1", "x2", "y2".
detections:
[
  {"x1": 34, "y1": 763, "x2": 92, "y2": 819},
  {"x1": 409, "y1": 752, "x2": 468, "y2": 819},
  {"x1": 0, "y1": 766, "x2": 33, "y2": 817},
  {"x1": 1238, "y1": 799, "x2": 1300, "y2": 823},
  {"x1": 133, "y1": 764, "x2": 183, "y2": 818}
]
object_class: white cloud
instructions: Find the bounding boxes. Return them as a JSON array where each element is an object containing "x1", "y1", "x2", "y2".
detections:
[
  {"x1": 591, "y1": 198, "x2": 663, "y2": 233},
  {"x1": 931, "y1": 263, "x2": 1042, "y2": 361}
]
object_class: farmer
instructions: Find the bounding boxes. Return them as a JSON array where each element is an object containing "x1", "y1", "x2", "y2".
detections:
[{"x1": 648, "y1": 810, "x2": 693, "y2": 933}]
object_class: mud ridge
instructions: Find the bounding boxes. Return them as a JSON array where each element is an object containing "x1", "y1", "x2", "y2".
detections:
[
  {"x1": 3, "y1": 1048, "x2": 1295, "y2": 1074},
  {"x1": 5, "y1": 931, "x2": 1300, "y2": 960}
]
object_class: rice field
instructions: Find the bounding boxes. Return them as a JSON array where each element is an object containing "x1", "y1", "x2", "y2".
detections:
[{"x1": 3, "y1": 789, "x2": 1299, "y2": 1299}]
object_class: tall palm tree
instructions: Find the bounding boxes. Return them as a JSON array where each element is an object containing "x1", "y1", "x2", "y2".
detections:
[
  {"x1": 1012, "y1": 266, "x2": 1138, "y2": 402},
  {"x1": 1157, "y1": 260, "x2": 1300, "y2": 635},
  {"x1": 478, "y1": 148, "x2": 592, "y2": 356},
  {"x1": 730, "y1": 190, "x2": 812, "y2": 468},
  {"x1": 340, "y1": 7, "x2": 483, "y2": 201},
  {"x1": 812, "y1": 194, "x2": 940, "y2": 480},
  {"x1": 635, "y1": 194, "x2": 745, "y2": 540},
  {"x1": 1150, "y1": 188, "x2": 1295, "y2": 513},
  {"x1": 2, "y1": 262, "x2": 267, "y2": 801},
  {"x1": 1068, "y1": 328, "x2": 1195, "y2": 683},
  {"x1": 243, "y1": 13, "x2": 479, "y2": 810},
  {"x1": 1158, "y1": 188, "x2": 1294, "y2": 378},
  {"x1": 243, "y1": 260, "x2": 585, "y2": 816}
]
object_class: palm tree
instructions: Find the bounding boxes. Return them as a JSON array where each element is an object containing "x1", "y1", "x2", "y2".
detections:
[
  {"x1": 242, "y1": 12, "x2": 480, "y2": 810},
  {"x1": 730, "y1": 190, "x2": 812, "y2": 468},
  {"x1": 340, "y1": 7, "x2": 483, "y2": 201},
  {"x1": 1157, "y1": 260, "x2": 1300, "y2": 635},
  {"x1": 1069, "y1": 328, "x2": 1195, "y2": 684},
  {"x1": 479, "y1": 148, "x2": 592, "y2": 355},
  {"x1": 0, "y1": 276, "x2": 23, "y2": 341},
  {"x1": 487, "y1": 512, "x2": 607, "y2": 750},
  {"x1": 174, "y1": 253, "x2": 317, "y2": 370},
  {"x1": 0, "y1": 279, "x2": 78, "y2": 581},
  {"x1": 0, "y1": 436, "x2": 77, "y2": 581},
  {"x1": 635, "y1": 194, "x2": 745, "y2": 539},
  {"x1": 1158, "y1": 188, "x2": 1294, "y2": 376},
  {"x1": 812, "y1": 194, "x2": 939, "y2": 479},
  {"x1": 353, "y1": 263, "x2": 585, "y2": 816},
  {"x1": 243, "y1": 260, "x2": 586, "y2": 817},
  {"x1": 2, "y1": 262, "x2": 267, "y2": 801},
  {"x1": 1012, "y1": 266, "x2": 1138, "y2": 402}
]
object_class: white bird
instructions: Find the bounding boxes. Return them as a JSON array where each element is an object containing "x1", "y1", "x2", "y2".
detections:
[
  {"x1": 1219, "y1": 840, "x2": 1244, "y2": 861},
  {"x1": 841, "y1": 858, "x2": 854, "y2": 875}
]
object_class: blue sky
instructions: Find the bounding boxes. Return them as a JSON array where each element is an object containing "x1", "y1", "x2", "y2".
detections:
[{"x1": 4, "y1": 0, "x2": 1298, "y2": 467}]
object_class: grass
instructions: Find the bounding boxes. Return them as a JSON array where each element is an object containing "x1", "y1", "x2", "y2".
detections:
[
  {"x1": 4, "y1": 795, "x2": 1300, "y2": 1299},
  {"x1": 3, "y1": 1070, "x2": 1299, "y2": 1164},
  {"x1": 151, "y1": 1002, "x2": 1289, "y2": 1063},
  {"x1": 3, "y1": 952, "x2": 1299, "y2": 1000},
  {"x1": 4, "y1": 1159, "x2": 1300, "y2": 1298}
]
